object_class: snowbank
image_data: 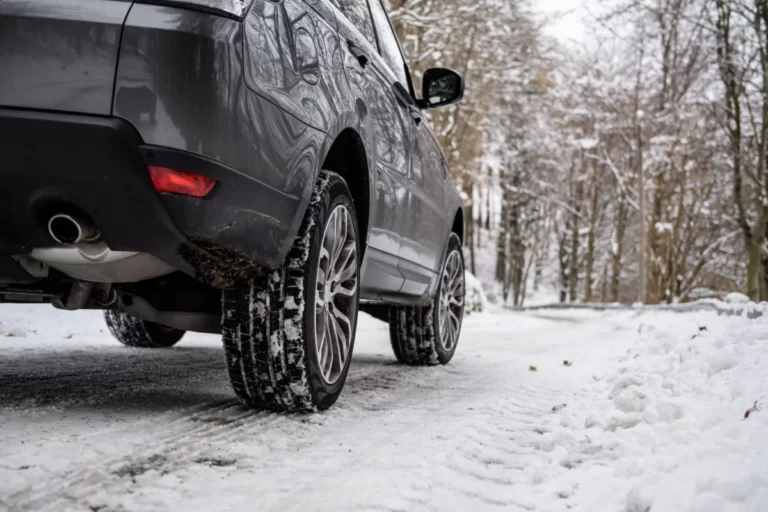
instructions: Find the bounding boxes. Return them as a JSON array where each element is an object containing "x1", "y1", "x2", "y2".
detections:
[
  {"x1": 516, "y1": 297, "x2": 768, "y2": 321},
  {"x1": 536, "y1": 310, "x2": 768, "y2": 511}
]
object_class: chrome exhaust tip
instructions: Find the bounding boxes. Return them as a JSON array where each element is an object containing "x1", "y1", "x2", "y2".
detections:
[{"x1": 48, "y1": 213, "x2": 99, "y2": 245}]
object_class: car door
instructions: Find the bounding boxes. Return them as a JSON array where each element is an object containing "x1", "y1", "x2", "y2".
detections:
[
  {"x1": 401, "y1": 123, "x2": 447, "y2": 274},
  {"x1": 331, "y1": 0, "x2": 412, "y2": 296},
  {"x1": 366, "y1": 0, "x2": 445, "y2": 295}
]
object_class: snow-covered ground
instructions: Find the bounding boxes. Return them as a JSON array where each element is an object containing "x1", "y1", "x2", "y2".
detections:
[{"x1": 1, "y1": 305, "x2": 766, "y2": 511}]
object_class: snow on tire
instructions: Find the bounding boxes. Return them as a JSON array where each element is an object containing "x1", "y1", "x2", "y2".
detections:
[
  {"x1": 221, "y1": 171, "x2": 361, "y2": 412},
  {"x1": 104, "y1": 310, "x2": 185, "y2": 348},
  {"x1": 390, "y1": 233, "x2": 465, "y2": 365}
]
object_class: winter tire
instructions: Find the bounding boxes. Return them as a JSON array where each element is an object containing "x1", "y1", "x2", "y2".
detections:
[
  {"x1": 104, "y1": 310, "x2": 185, "y2": 348},
  {"x1": 390, "y1": 233, "x2": 465, "y2": 365},
  {"x1": 221, "y1": 171, "x2": 360, "y2": 412}
]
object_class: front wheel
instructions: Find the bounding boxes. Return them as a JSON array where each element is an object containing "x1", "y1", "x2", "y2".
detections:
[
  {"x1": 221, "y1": 171, "x2": 360, "y2": 412},
  {"x1": 389, "y1": 233, "x2": 465, "y2": 365}
]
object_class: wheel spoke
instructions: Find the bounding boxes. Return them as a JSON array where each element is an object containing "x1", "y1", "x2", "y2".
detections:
[
  {"x1": 319, "y1": 312, "x2": 331, "y2": 373},
  {"x1": 451, "y1": 275, "x2": 463, "y2": 295},
  {"x1": 325, "y1": 327, "x2": 335, "y2": 376},
  {"x1": 448, "y1": 308, "x2": 460, "y2": 333},
  {"x1": 327, "y1": 310, "x2": 346, "y2": 372},
  {"x1": 334, "y1": 280, "x2": 357, "y2": 297},
  {"x1": 447, "y1": 318, "x2": 456, "y2": 350},
  {"x1": 332, "y1": 307, "x2": 352, "y2": 349},
  {"x1": 325, "y1": 308, "x2": 336, "y2": 348},
  {"x1": 330, "y1": 311, "x2": 348, "y2": 366},
  {"x1": 335, "y1": 245, "x2": 357, "y2": 283},
  {"x1": 450, "y1": 255, "x2": 461, "y2": 282}
]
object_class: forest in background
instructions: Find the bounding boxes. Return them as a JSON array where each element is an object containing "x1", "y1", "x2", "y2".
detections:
[{"x1": 387, "y1": 0, "x2": 768, "y2": 305}]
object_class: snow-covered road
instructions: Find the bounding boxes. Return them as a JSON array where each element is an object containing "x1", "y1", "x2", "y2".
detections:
[{"x1": 1, "y1": 305, "x2": 766, "y2": 511}]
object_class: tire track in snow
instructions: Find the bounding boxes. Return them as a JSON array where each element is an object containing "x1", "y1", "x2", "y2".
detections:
[
  {"x1": 437, "y1": 390, "x2": 575, "y2": 509},
  {"x1": 397, "y1": 366, "x2": 589, "y2": 510},
  {"x1": 8, "y1": 400, "x2": 265, "y2": 510},
  {"x1": 36, "y1": 375, "x2": 568, "y2": 511},
  {"x1": 340, "y1": 369, "x2": 585, "y2": 511},
  {"x1": 3, "y1": 310, "x2": 615, "y2": 511},
  {"x1": 7, "y1": 360, "x2": 455, "y2": 511}
]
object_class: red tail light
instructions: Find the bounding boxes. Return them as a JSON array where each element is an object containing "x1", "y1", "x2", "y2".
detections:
[{"x1": 148, "y1": 166, "x2": 217, "y2": 198}]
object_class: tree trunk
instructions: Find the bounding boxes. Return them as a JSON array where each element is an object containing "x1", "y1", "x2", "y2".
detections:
[
  {"x1": 476, "y1": 204, "x2": 484, "y2": 246},
  {"x1": 584, "y1": 176, "x2": 599, "y2": 302},
  {"x1": 611, "y1": 198, "x2": 627, "y2": 303},
  {"x1": 533, "y1": 255, "x2": 543, "y2": 292},
  {"x1": 496, "y1": 176, "x2": 508, "y2": 297},
  {"x1": 748, "y1": 237, "x2": 762, "y2": 301},
  {"x1": 568, "y1": 215, "x2": 579, "y2": 303},
  {"x1": 507, "y1": 167, "x2": 525, "y2": 305},
  {"x1": 485, "y1": 180, "x2": 492, "y2": 231},
  {"x1": 757, "y1": 1, "x2": 768, "y2": 301},
  {"x1": 558, "y1": 233, "x2": 568, "y2": 303},
  {"x1": 646, "y1": 172, "x2": 666, "y2": 304},
  {"x1": 567, "y1": 153, "x2": 581, "y2": 303},
  {"x1": 716, "y1": 1, "x2": 755, "y2": 299},
  {"x1": 601, "y1": 262, "x2": 609, "y2": 302},
  {"x1": 636, "y1": 114, "x2": 646, "y2": 305},
  {"x1": 584, "y1": 233, "x2": 595, "y2": 301}
]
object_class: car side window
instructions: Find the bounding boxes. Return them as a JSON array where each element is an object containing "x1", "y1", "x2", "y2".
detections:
[
  {"x1": 329, "y1": 0, "x2": 377, "y2": 47},
  {"x1": 367, "y1": 0, "x2": 409, "y2": 88}
]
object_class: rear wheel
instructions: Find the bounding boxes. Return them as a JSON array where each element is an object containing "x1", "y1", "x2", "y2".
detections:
[
  {"x1": 221, "y1": 171, "x2": 360, "y2": 412},
  {"x1": 389, "y1": 233, "x2": 465, "y2": 365},
  {"x1": 104, "y1": 310, "x2": 185, "y2": 348}
]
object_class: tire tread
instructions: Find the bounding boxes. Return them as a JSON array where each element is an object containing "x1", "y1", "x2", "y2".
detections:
[
  {"x1": 104, "y1": 310, "x2": 184, "y2": 348},
  {"x1": 221, "y1": 171, "x2": 347, "y2": 412},
  {"x1": 389, "y1": 233, "x2": 463, "y2": 366}
]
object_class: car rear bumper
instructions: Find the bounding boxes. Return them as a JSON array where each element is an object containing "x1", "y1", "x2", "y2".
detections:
[{"x1": 0, "y1": 108, "x2": 303, "y2": 287}]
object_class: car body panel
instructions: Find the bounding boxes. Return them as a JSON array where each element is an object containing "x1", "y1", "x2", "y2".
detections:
[
  {"x1": 242, "y1": 0, "x2": 345, "y2": 134},
  {"x1": 113, "y1": 4, "x2": 327, "y2": 267},
  {"x1": 332, "y1": 5, "x2": 413, "y2": 298},
  {"x1": 0, "y1": 0, "x2": 133, "y2": 115}
]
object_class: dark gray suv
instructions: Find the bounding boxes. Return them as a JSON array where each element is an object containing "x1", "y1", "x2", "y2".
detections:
[{"x1": 0, "y1": 0, "x2": 466, "y2": 411}]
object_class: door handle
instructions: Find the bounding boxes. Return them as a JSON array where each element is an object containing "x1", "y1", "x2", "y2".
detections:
[
  {"x1": 347, "y1": 40, "x2": 369, "y2": 68},
  {"x1": 408, "y1": 105, "x2": 422, "y2": 125}
]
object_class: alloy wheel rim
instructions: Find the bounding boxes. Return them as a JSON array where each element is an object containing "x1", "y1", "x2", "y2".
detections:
[
  {"x1": 438, "y1": 250, "x2": 464, "y2": 351},
  {"x1": 314, "y1": 205, "x2": 358, "y2": 385}
]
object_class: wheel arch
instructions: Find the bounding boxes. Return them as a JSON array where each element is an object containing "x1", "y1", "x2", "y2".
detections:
[
  {"x1": 451, "y1": 207, "x2": 464, "y2": 243},
  {"x1": 320, "y1": 127, "x2": 372, "y2": 256},
  {"x1": 425, "y1": 206, "x2": 465, "y2": 301}
]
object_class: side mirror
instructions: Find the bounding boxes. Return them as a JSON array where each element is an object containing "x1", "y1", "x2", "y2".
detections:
[{"x1": 421, "y1": 68, "x2": 464, "y2": 109}]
